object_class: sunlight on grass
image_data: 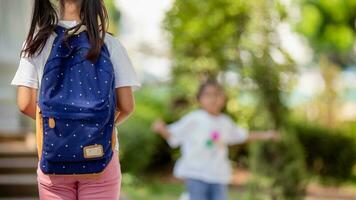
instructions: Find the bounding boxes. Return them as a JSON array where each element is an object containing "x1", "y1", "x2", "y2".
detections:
[{"x1": 121, "y1": 174, "x2": 252, "y2": 200}]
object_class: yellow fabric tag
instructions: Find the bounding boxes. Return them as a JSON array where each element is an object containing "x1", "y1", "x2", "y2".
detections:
[{"x1": 49, "y1": 117, "x2": 56, "y2": 128}]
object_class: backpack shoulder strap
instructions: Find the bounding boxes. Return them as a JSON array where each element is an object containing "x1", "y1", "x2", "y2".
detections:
[
  {"x1": 54, "y1": 24, "x2": 88, "y2": 36},
  {"x1": 54, "y1": 25, "x2": 67, "y2": 36}
]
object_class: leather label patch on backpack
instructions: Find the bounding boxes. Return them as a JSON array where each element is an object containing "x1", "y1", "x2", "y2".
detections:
[{"x1": 83, "y1": 145, "x2": 104, "y2": 159}]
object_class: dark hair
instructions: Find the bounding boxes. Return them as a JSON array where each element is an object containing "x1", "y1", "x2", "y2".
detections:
[
  {"x1": 196, "y1": 80, "x2": 224, "y2": 100},
  {"x1": 21, "y1": 0, "x2": 109, "y2": 62}
]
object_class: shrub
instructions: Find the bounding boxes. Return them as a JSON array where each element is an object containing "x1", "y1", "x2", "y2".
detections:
[
  {"x1": 248, "y1": 129, "x2": 307, "y2": 200},
  {"x1": 292, "y1": 122, "x2": 356, "y2": 180},
  {"x1": 117, "y1": 86, "x2": 170, "y2": 173}
]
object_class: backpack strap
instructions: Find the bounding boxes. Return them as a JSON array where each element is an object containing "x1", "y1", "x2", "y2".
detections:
[
  {"x1": 54, "y1": 25, "x2": 67, "y2": 36},
  {"x1": 54, "y1": 24, "x2": 88, "y2": 36},
  {"x1": 68, "y1": 25, "x2": 87, "y2": 35},
  {"x1": 52, "y1": 24, "x2": 110, "y2": 59}
]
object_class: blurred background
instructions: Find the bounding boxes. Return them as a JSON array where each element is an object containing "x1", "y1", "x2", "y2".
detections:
[{"x1": 1, "y1": 0, "x2": 356, "y2": 199}]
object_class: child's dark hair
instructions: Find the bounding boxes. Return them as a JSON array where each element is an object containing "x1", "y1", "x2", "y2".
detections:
[
  {"x1": 21, "y1": 0, "x2": 108, "y2": 62},
  {"x1": 196, "y1": 80, "x2": 224, "y2": 100}
]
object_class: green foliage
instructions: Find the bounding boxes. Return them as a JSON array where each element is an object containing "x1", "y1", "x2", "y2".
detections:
[
  {"x1": 297, "y1": 4, "x2": 323, "y2": 38},
  {"x1": 165, "y1": 0, "x2": 305, "y2": 199},
  {"x1": 295, "y1": 0, "x2": 356, "y2": 128},
  {"x1": 164, "y1": 0, "x2": 250, "y2": 100},
  {"x1": 292, "y1": 121, "x2": 356, "y2": 180},
  {"x1": 248, "y1": 130, "x2": 307, "y2": 200},
  {"x1": 165, "y1": 0, "x2": 295, "y2": 123},
  {"x1": 238, "y1": 1, "x2": 306, "y2": 198},
  {"x1": 296, "y1": 0, "x2": 356, "y2": 60},
  {"x1": 118, "y1": 86, "x2": 171, "y2": 173},
  {"x1": 104, "y1": 0, "x2": 121, "y2": 34},
  {"x1": 322, "y1": 24, "x2": 354, "y2": 52}
]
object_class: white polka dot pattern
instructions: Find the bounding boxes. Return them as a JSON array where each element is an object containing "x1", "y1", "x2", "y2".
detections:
[{"x1": 38, "y1": 24, "x2": 116, "y2": 175}]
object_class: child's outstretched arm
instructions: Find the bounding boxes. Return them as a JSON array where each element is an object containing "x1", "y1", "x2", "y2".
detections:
[
  {"x1": 152, "y1": 112, "x2": 195, "y2": 148},
  {"x1": 227, "y1": 120, "x2": 280, "y2": 145},
  {"x1": 246, "y1": 130, "x2": 280, "y2": 143},
  {"x1": 151, "y1": 119, "x2": 171, "y2": 140}
]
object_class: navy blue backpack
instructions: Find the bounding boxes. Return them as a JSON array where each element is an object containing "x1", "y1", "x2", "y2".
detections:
[{"x1": 36, "y1": 24, "x2": 117, "y2": 176}]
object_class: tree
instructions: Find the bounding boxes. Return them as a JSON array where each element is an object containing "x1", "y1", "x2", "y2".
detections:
[
  {"x1": 296, "y1": 0, "x2": 356, "y2": 126},
  {"x1": 104, "y1": 0, "x2": 121, "y2": 35},
  {"x1": 164, "y1": 0, "x2": 249, "y2": 106},
  {"x1": 165, "y1": 0, "x2": 306, "y2": 199}
]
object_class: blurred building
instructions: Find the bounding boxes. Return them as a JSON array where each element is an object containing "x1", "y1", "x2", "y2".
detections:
[
  {"x1": 116, "y1": 0, "x2": 174, "y2": 83},
  {"x1": 0, "y1": 0, "x2": 32, "y2": 133}
]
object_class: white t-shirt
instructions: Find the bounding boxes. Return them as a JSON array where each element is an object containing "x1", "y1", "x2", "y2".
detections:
[
  {"x1": 167, "y1": 109, "x2": 248, "y2": 184},
  {"x1": 10, "y1": 20, "x2": 141, "y2": 151}
]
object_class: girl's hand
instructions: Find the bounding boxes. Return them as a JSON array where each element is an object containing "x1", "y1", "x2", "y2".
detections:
[
  {"x1": 151, "y1": 119, "x2": 167, "y2": 134},
  {"x1": 265, "y1": 130, "x2": 280, "y2": 141},
  {"x1": 248, "y1": 130, "x2": 281, "y2": 142},
  {"x1": 151, "y1": 119, "x2": 171, "y2": 140}
]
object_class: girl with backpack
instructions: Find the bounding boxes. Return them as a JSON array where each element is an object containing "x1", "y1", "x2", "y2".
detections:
[{"x1": 11, "y1": 0, "x2": 140, "y2": 199}]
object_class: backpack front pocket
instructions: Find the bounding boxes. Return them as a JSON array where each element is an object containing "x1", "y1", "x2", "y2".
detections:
[
  {"x1": 41, "y1": 116, "x2": 113, "y2": 162},
  {"x1": 39, "y1": 114, "x2": 115, "y2": 175}
]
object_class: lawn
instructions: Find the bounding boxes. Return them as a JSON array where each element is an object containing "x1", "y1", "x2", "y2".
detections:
[
  {"x1": 121, "y1": 172, "x2": 356, "y2": 200},
  {"x1": 121, "y1": 173, "x2": 256, "y2": 200}
]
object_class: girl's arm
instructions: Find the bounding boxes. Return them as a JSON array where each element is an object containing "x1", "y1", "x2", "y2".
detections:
[
  {"x1": 16, "y1": 86, "x2": 37, "y2": 120},
  {"x1": 152, "y1": 113, "x2": 195, "y2": 147},
  {"x1": 152, "y1": 119, "x2": 171, "y2": 140},
  {"x1": 17, "y1": 86, "x2": 135, "y2": 123},
  {"x1": 246, "y1": 130, "x2": 279, "y2": 143},
  {"x1": 114, "y1": 86, "x2": 135, "y2": 126}
]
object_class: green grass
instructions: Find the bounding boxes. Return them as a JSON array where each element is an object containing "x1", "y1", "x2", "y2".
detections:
[
  {"x1": 121, "y1": 172, "x2": 356, "y2": 200},
  {"x1": 123, "y1": 181, "x2": 184, "y2": 200},
  {"x1": 121, "y1": 174, "x2": 251, "y2": 200},
  {"x1": 123, "y1": 183, "x2": 251, "y2": 200}
]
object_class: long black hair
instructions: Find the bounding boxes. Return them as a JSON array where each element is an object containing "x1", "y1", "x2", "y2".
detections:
[{"x1": 21, "y1": 0, "x2": 109, "y2": 62}]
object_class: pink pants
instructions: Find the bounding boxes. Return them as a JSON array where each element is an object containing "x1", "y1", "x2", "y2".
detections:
[{"x1": 37, "y1": 150, "x2": 121, "y2": 200}]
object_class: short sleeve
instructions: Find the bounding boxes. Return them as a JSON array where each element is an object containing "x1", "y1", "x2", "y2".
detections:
[
  {"x1": 166, "y1": 112, "x2": 196, "y2": 148},
  {"x1": 110, "y1": 40, "x2": 141, "y2": 91},
  {"x1": 10, "y1": 42, "x2": 39, "y2": 89},
  {"x1": 226, "y1": 118, "x2": 249, "y2": 145}
]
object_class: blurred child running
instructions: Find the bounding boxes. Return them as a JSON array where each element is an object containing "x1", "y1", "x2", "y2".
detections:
[{"x1": 152, "y1": 80, "x2": 278, "y2": 200}]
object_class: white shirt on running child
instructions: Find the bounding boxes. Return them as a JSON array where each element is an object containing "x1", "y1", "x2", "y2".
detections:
[
  {"x1": 167, "y1": 109, "x2": 248, "y2": 184},
  {"x1": 10, "y1": 20, "x2": 141, "y2": 151}
]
